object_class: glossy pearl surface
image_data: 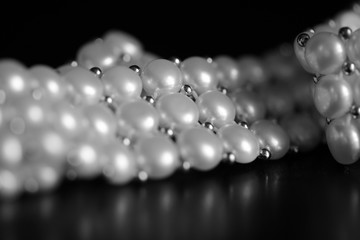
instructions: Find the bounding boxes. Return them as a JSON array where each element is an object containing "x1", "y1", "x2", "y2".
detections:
[
  {"x1": 197, "y1": 90, "x2": 236, "y2": 128},
  {"x1": 135, "y1": 135, "x2": 179, "y2": 179},
  {"x1": 214, "y1": 55, "x2": 241, "y2": 88},
  {"x1": 313, "y1": 74, "x2": 353, "y2": 119},
  {"x1": 237, "y1": 56, "x2": 267, "y2": 85},
  {"x1": 346, "y1": 29, "x2": 360, "y2": 69},
  {"x1": 218, "y1": 124, "x2": 260, "y2": 164},
  {"x1": 177, "y1": 127, "x2": 223, "y2": 171},
  {"x1": 141, "y1": 59, "x2": 183, "y2": 98},
  {"x1": 77, "y1": 40, "x2": 116, "y2": 70},
  {"x1": 181, "y1": 57, "x2": 218, "y2": 94},
  {"x1": 305, "y1": 32, "x2": 346, "y2": 75},
  {"x1": 156, "y1": 93, "x2": 199, "y2": 130},
  {"x1": 250, "y1": 120, "x2": 290, "y2": 160}
]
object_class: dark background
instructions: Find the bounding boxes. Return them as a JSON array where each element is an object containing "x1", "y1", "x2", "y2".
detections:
[{"x1": 2, "y1": 1, "x2": 360, "y2": 240}]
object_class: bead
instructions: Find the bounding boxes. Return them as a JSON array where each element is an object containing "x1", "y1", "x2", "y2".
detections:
[
  {"x1": 305, "y1": 32, "x2": 346, "y2": 75},
  {"x1": 129, "y1": 65, "x2": 141, "y2": 75},
  {"x1": 350, "y1": 105, "x2": 360, "y2": 118},
  {"x1": 201, "y1": 121, "x2": 215, "y2": 131},
  {"x1": 177, "y1": 127, "x2": 223, "y2": 171},
  {"x1": 313, "y1": 75, "x2": 320, "y2": 84},
  {"x1": 313, "y1": 74, "x2": 353, "y2": 119},
  {"x1": 218, "y1": 123, "x2": 260, "y2": 164},
  {"x1": 180, "y1": 84, "x2": 197, "y2": 101},
  {"x1": 90, "y1": 67, "x2": 103, "y2": 78},
  {"x1": 258, "y1": 148, "x2": 271, "y2": 160},
  {"x1": 196, "y1": 90, "x2": 236, "y2": 128},
  {"x1": 217, "y1": 85, "x2": 228, "y2": 95},
  {"x1": 213, "y1": 55, "x2": 241, "y2": 89},
  {"x1": 236, "y1": 119, "x2": 249, "y2": 129},
  {"x1": 135, "y1": 135, "x2": 180, "y2": 179},
  {"x1": 342, "y1": 61, "x2": 355, "y2": 76},
  {"x1": 296, "y1": 32, "x2": 311, "y2": 47},
  {"x1": 169, "y1": 57, "x2": 181, "y2": 66},
  {"x1": 181, "y1": 56, "x2": 218, "y2": 94},
  {"x1": 142, "y1": 95, "x2": 155, "y2": 105},
  {"x1": 141, "y1": 59, "x2": 183, "y2": 98},
  {"x1": 222, "y1": 152, "x2": 236, "y2": 163},
  {"x1": 339, "y1": 27, "x2": 352, "y2": 40},
  {"x1": 294, "y1": 31, "x2": 315, "y2": 73},
  {"x1": 250, "y1": 120, "x2": 290, "y2": 160}
]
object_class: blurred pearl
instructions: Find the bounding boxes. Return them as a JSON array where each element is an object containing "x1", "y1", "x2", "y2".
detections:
[
  {"x1": 305, "y1": 32, "x2": 346, "y2": 75},
  {"x1": 250, "y1": 120, "x2": 290, "y2": 160},
  {"x1": 261, "y1": 86, "x2": 295, "y2": 118},
  {"x1": 77, "y1": 40, "x2": 116, "y2": 70},
  {"x1": 156, "y1": 93, "x2": 199, "y2": 130},
  {"x1": 347, "y1": 71, "x2": 360, "y2": 106},
  {"x1": 141, "y1": 59, "x2": 183, "y2": 98},
  {"x1": 294, "y1": 31, "x2": 315, "y2": 73},
  {"x1": 57, "y1": 62, "x2": 77, "y2": 75},
  {"x1": 102, "y1": 66, "x2": 142, "y2": 103},
  {"x1": 103, "y1": 31, "x2": 143, "y2": 61},
  {"x1": 63, "y1": 67, "x2": 104, "y2": 106},
  {"x1": 117, "y1": 99, "x2": 159, "y2": 139},
  {"x1": 0, "y1": 169, "x2": 22, "y2": 198},
  {"x1": 102, "y1": 140, "x2": 137, "y2": 185},
  {"x1": 135, "y1": 135, "x2": 179, "y2": 179},
  {"x1": 346, "y1": 29, "x2": 360, "y2": 69},
  {"x1": 30, "y1": 164, "x2": 62, "y2": 192},
  {"x1": 30, "y1": 65, "x2": 66, "y2": 100},
  {"x1": 181, "y1": 57, "x2": 218, "y2": 94},
  {"x1": 230, "y1": 90, "x2": 266, "y2": 124},
  {"x1": 0, "y1": 129, "x2": 23, "y2": 167},
  {"x1": 313, "y1": 74, "x2": 353, "y2": 119},
  {"x1": 238, "y1": 56, "x2": 267, "y2": 85},
  {"x1": 177, "y1": 127, "x2": 223, "y2": 171},
  {"x1": 196, "y1": 90, "x2": 235, "y2": 128},
  {"x1": 326, "y1": 114, "x2": 360, "y2": 164},
  {"x1": 335, "y1": 10, "x2": 360, "y2": 31},
  {"x1": 218, "y1": 123, "x2": 259, "y2": 164},
  {"x1": 213, "y1": 55, "x2": 241, "y2": 88}
]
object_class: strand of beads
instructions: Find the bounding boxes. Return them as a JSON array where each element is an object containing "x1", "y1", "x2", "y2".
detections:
[
  {"x1": 0, "y1": 30, "x2": 322, "y2": 199},
  {"x1": 294, "y1": 3, "x2": 360, "y2": 165}
]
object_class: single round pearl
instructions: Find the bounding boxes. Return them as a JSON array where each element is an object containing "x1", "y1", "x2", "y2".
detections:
[
  {"x1": 63, "y1": 67, "x2": 104, "y2": 106},
  {"x1": 102, "y1": 66, "x2": 142, "y2": 103},
  {"x1": 294, "y1": 31, "x2": 315, "y2": 73},
  {"x1": 313, "y1": 74, "x2": 353, "y2": 119},
  {"x1": 117, "y1": 99, "x2": 159, "y2": 139},
  {"x1": 346, "y1": 29, "x2": 360, "y2": 69},
  {"x1": 180, "y1": 57, "x2": 218, "y2": 94},
  {"x1": 230, "y1": 90, "x2": 266, "y2": 124},
  {"x1": 196, "y1": 90, "x2": 236, "y2": 128},
  {"x1": 102, "y1": 140, "x2": 137, "y2": 185},
  {"x1": 177, "y1": 127, "x2": 223, "y2": 171},
  {"x1": 218, "y1": 123, "x2": 260, "y2": 164},
  {"x1": 77, "y1": 40, "x2": 117, "y2": 70},
  {"x1": 30, "y1": 65, "x2": 66, "y2": 101},
  {"x1": 305, "y1": 32, "x2": 346, "y2": 75},
  {"x1": 135, "y1": 135, "x2": 179, "y2": 179},
  {"x1": 237, "y1": 56, "x2": 267, "y2": 85},
  {"x1": 250, "y1": 120, "x2": 290, "y2": 160},
  {"x1": 141, "y1": 59, "x2": 183, "y2": 98},
  {"x1": 0, "y1": 169, "x2": 23, "y2": 198},
  {"x1": 0, "y1": 129, "x2": 23, "y2": 167},
  {"x1": 156, "y1": 93, "x2": 199, "y2": 130},
  {"x1": 326, "y1": 114, "x2": 360, "y2": 165},
  {"x1": 103, "y1": 31, "x2": 143, "y2": 62},
  {"x1": 213, "y1": 55, "x2": 241, "y2": 88}
]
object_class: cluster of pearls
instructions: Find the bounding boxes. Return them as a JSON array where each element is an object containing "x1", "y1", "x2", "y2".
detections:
[
  {"x1": 294, "y1": 3, "x2": 360, "y2": 165},
  {"x1": 0, "y1": 29, "x2": 322, "y2": 199}
]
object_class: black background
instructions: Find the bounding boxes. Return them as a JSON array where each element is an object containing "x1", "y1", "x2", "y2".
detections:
[{"x1": 2, "y1": 1, "x2": 360, "y2": 240}]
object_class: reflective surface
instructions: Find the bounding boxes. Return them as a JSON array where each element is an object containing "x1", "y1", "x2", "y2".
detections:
[{"x1": 1, "y1": 146, "x2": 360, "y2": 240}]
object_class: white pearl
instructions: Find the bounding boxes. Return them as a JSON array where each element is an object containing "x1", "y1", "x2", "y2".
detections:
[
  {"x1": 218, "y1": 123, "x2": 259, "y2": 163},
  {"x1": 327, "y1": 114, "x2": 360, "y2": 165},
  {"x1": 313, "y1": 74, "x2": 353, "y2": 119},
  {"x1": 177, "y1": 127, "x2": 223, "y2": 171},
  {"x1": 26, "y1": 163, "x2": 62, "y2": 192},
  {"x1": 196, "y1": 90, "x2": 235, "y2": 128},
  {"x1": 294, "y1": 31, "x2": 315, "y2": 73},
  {"x1": 335, "y1": 10, "x2": 360, "y2": 31},
  {"x1": 213, "y1": 55, "x2": 241, "y2": 88},
  {"x1": 237, "y1": 56, "x2": 267, "y2": 85},
  {"x1": 156, "y1": 93, "x2": 199, "y2": 130},
  {"x1": 0, "y1": 169, "x2": 23, "y2": 198},
  {"x1": 305, "y1": 32, "x2": 346, "y2": 75},
  {"x1": 141, "y1": 59, "x2": 183, "y2": 98},
  {"x1": 181, "y1": 57, "x2": 218, "y2": 94},
  {"x1": 346, "y1": 29, "x2": 360, "y2": 69},
  {"x1": 0, "y1": 129, "x2": 23, "y2": 167},
  {"x1": 135, "y1": 135, "x2": 179, "y2": 179},
  {"x1": 250, "y1": 120, "x2": 290, "y2": 160},
  {"x1": 117, "y1": 99, "x2": 159, "y2": 139}
]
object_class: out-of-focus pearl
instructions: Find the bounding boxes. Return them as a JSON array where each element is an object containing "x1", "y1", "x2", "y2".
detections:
[
  {"x1": 25, "y1": 163, "x2": 63, "y2": 192},
  {"x1": 177, "y1": 127, "x2": 223, "y2": 171},
  {"x1": 30, "y1": 65, "x2": 66, "y2": 101},
  {"x1": 77, "y1": 40, "x2": 117, "y2": 70},
  {"x1": 218, "y1": 123, "x2": 259, "y2": 164},
  {"x1": 238, "y1": 56, "x2": 267, "y2": 85},
  {"x1": 181, "y1": 57, "x2": 218, "y2": 94},
  {"x1": 313, "y1": 74, "x2": 353, "y2": 119},
  {"x1": 335, "y1": 10, "x2": 360, "y2": 31},
  {"x1": 141, "y1": 59, "x2": 183, "y2": 98},
  {"x1": 326, "y1": 114, "x2": 360, "y2": 165},
  {"x1": 156, "y1": 93, "x2": 199, "y2": 130},
  {"x1": 0, "y1": 169, "x2": 23, "y2": 198},
  {"x1": 196, "y1": 90, "x2": 235, "y2": 128},
  {"x1": 250, "y1": 120, "x2": 290, "y2": 160},
  {"x1": 135, "y1": 135, "x2": 179, "y2": 179},
  {"x1": 305, "y1": 32, "x2": 346, "y2": 75},
  {"x1": 102, "y1": 66, "x2": 142, "y2": 103},
  {"x1": 102, "y1": 140, "x2": 137, "y2": 185},
  {"x1": 294, "y1": 31, "x2": 315, "y2": 73},
  {"x1": 261, "y1": 86, "x2": 295, "y2": 118},
  {"x1": 0, "y1": 129, "x2": 23, "y2": 167},
  {"x1": 213, "y1": 55, "x2": 241, "y2": 88},
  {"x1": 63, "y1": 67, "x2": 104, "y2": 106},
  {"x1": 230, "y1": 90, "x2": 266, "y2": 124},
  {"x1": 346, "y1": 29, "x2": 360, "y2": 69},
  {"x1": 117, "y1": 99, "x2": 159, "y2": 139},
  {"x1": 103, "y1": 31, "x2": 143, "y2": 62}
]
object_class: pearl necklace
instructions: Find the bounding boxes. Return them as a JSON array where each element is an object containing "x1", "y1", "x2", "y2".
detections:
[
  {"x1": 294, "y1": 3, "x2": 360, "y2": 165},
  {"x1": 0, "y1": 29, "x2": 322, "y2": 199}
]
